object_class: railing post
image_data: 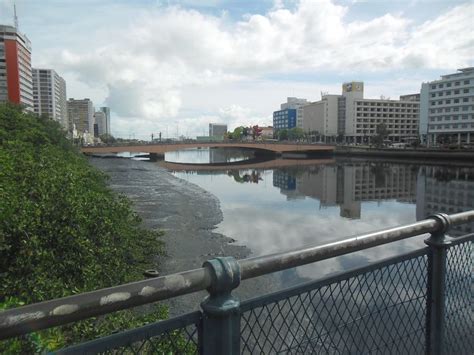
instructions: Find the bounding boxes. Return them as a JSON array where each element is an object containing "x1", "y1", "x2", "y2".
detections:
[
  {"x1": 201, "y1": 257, "x2": 241, "y2": 355},
  {"x1": 424, "y1": 213, "x2": 452, "y2": 355}
]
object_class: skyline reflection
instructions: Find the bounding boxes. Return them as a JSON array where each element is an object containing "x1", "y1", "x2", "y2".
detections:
[{"x1": 169, "y1": 156, "x2": 473, "y2": 288}]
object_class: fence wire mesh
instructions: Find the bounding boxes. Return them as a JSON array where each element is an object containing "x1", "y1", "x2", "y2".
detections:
[
  {"x1": 240, "y1": 252, "x2": 428, "y2": 354},
  {"x1": 58, "y1": 312, "x2": 201, "y2": 355},
  {"x1": 444, "y1": 240, "x2": 473, "y2": 355}
]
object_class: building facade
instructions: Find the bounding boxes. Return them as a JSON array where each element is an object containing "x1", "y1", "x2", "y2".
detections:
[
  {"x1": 93, "y1": 111, "x2": 106, "y2": 137},
  {"x1": 99, "y1": 106, "x2": 111, "y2": 136},
  {"x1": 32, "y1": 68, "x2": 68, "y2": 130},
  {"x1": 209, "y1": 123, "x2": 227, "y2": 138},
  {"x1": 67, "y1": 98, "x2": 94, "y2": 137},
  {"x1": 0, "y1": 25, "x2": 33, "y2": 111},
  {"x1": 419, "y1": 67, "x2": 474, "y2": 146},
  {"x1": 273, "y1": 108, "x2": 297, "y2": 131},
  {"x1": 302, "y1": 95, "x2": 339, "y2": 142},
  {"x1": 303, "y1": 82, "x2": 420, "y2": 143},
  {"x1": 280, "y1": 97, "x2": 308, "y2": 128}
]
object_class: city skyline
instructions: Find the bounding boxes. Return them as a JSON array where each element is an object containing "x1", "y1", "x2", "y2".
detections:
[{"x1": 0, "y1": 0, "x2": 472, "y2": 139}]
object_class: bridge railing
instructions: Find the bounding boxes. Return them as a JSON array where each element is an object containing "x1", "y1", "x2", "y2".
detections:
[{"x1": 1, "y1": 212, "x2": 473, "y2": 354}]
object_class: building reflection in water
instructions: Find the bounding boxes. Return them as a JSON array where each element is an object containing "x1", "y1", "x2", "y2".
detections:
[
  {"x1": 273, "y1": 162, "x2": 473, "y2": 234},
  {"x1": 273, "y1": 163, "x2": 417, "y2": 219},
  {"x1": 417, "y1": 166, "x2": 474, "y2": 236}
]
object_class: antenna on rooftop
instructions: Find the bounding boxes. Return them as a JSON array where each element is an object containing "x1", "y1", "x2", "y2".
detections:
[{"x1": 14, "y1": 3, "x2": 19, "y2": 29}]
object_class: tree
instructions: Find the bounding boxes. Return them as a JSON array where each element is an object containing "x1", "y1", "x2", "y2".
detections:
[
  {"x1": 0, "y1": 104, "x2": 166, "y2": 352},
  {"x1": 231, "y1": 126, "x2": 244, "y2": 140},
  {"x1": 372, "y1": 123, "x2": 390, "y2": 147},
  {"x1": 252, "y1": 125, "x2": 263, "y2": 140},
  {"x1": 99, "y1": 133, "x2": 116, "y2": 144},
  {"x1": 288, "y1": 127, "x2": 304, "y2": 141},
  {"x1": 278, "y1": 129, "x2": 288, "y2": 140}
]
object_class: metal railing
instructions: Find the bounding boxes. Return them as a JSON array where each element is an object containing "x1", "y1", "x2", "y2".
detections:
[{"x1": 1, "y1": 212, "x2": 473, "y2": 354}]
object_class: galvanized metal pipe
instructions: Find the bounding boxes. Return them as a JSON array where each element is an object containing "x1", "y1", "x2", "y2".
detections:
[
  {"x1": 0, "y1": 268, "x2": 212, "y2": 340},
  {"x1": 1, "y1": 211, "x2": 473, "y2": 340}
]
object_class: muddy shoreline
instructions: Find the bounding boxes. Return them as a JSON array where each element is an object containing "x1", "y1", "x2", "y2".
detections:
[{"x1": 89, "y1": 157, "x2": 274, "y2": 315}]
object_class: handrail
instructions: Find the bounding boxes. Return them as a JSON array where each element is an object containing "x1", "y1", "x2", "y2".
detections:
[{"x1": 1, "y1": 211, "x2": 473, "y2": 340}]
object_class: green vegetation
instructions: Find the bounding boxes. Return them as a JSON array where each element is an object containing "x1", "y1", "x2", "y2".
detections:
[
  {"x1": 0, "y1": 104, "x2": 167, "y2": 352},
  {"x1": 276, "y1": 127, "x2": 304, "y2": 141},
  {"x1": 372, "y1": 123, "x2": 391, "y2": 147}
]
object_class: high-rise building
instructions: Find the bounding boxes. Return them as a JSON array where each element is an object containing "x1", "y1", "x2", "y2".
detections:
[
  {"x1": 303, "y1": 82, "x2": 420, "y2": 143},
  {"x1": 419, "y1": 67, "x2": 474, "y2": 146},
  {"x1": 93, "y1": 111, "x2": 106, "y2": 137},
  {"x1": 209, "y1": 123, "x2": 227, "y2": 138},
  {"x1": 99, "y1": 106, "x2": 111, "y2": 135},
  {"x1": 67, "y1": 98, "x2": 94, "y2": 136},
  {"x1": 280, "y1": 97, "x2": 308, "y2": 128},
  {"x1": 0, "y1": 25, "x2": 33, "y2": 111},
  {"x1": 32, "y1": 68, "x2": 68, "y2": 130}
]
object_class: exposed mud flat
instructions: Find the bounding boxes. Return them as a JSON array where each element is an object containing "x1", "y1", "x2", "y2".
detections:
[{"x1": 89, "y1": 157, "x2": 275, "y2": 315}]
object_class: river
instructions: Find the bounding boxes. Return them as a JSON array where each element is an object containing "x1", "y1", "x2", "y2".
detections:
[{"x1": 164, "y1": 148, "x2": 474, "y2": 287}]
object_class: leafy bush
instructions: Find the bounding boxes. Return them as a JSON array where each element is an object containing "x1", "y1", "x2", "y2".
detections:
[{"x1": 0, "y1": 104, "x2": 165, "y2": 352}]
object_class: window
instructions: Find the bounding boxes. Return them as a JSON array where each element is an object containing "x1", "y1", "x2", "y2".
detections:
[
  {"x1": 431, "y1": 85, "x2": 436, "y2": 89},
  {"x1": 464, "y1": 80, "x2": 470, "y2": 85},
  {"x1": 455, "y1": 81, "x2": 460, "y2": 86},
  {"x1": 454, "y1": 98, "x2": 459, "y2": 103},
  {"x1": 463, "y1": 98, "x2": 469, "y2": 102},
  {"x1": 446, "y1": 99, "x2": 451, "y2": 104},
  {"x1": 447, "y1": 83, "x2": 452, "y2": 87},
  {"x1": 446, "y1": 91, "x2": 451, "y2": 95},
  {"x1": 438, "y1": 92, "x2": 443, "y2": 96},
  {"x1": 463, "y1": 89, "x2": 469, "y2": 93}
]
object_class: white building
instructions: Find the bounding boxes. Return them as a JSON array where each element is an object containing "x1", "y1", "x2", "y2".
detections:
[
  {"x1": 32, "y1": 68, "x2": 68, "y2": 130},
  {"x1": 281, "y1": 97, "x2": 308, "y2": 128},
  {"x1": 67, "y1": 98, "x2": 94, "y2": 136},
  {"x1": 419, "y1": 67, "x2": 474, "y2": 146},
  {"x1": 302, "y1": 95, "x2": 339, "y2": 142},
  {"x1": 303, "y1": 82, "x2": 420, "y2": 143}
]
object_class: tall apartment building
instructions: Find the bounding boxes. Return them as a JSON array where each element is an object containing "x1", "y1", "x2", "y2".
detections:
[
  {"x1": 303, "y1": 82, "x2": 420, "y2": 143},
  {"x1": 0, "y1": 25, "x2": 33, "y2": 111},
  {"x1": 67, "y1": 98, "x2": 94, "y2": 136},
  {"x1": 419, "y1": 67, "x2": 474, "y2": 146},
  {"x1": 99, "y1": 106, "x2": 111, "y2": 136},
  {"x1": 32, "y1": 68, "x2": 68, "y2": 129},
  {"x1": 209, "y1": 123, "x2": 227, "y2": 138},
  {"x1": 280, "y1": 97, "x2": 308, "y2": 128}
]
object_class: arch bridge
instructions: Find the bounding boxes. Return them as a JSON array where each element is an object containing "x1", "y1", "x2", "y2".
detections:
[{"x1": 81, "y1": 141, "x2": 335, "y2": 155}]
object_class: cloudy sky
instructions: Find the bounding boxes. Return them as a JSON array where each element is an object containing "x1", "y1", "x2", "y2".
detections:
[{"x1": 1, "y1": 0, "x2": 473, "y2": 139}]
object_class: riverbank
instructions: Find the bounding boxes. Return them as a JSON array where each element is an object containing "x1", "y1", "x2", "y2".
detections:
[
  {"x1": 88, "y1": 157, "x2": 277, "y2": 315},
  {"x1": 335, "y1": 146, "x2": 474, "y2": 161}
]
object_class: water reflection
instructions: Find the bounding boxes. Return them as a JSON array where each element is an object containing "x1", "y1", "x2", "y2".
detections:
[
  {"x1": 273, "y1": 163, "x2": 417, "y2": 219},
  {"x1": 165, "y1": 147, "x2": 255, "y2": 164},
  {"x1": 169, "y1": 157, "x2": 473, "y2": 287}
]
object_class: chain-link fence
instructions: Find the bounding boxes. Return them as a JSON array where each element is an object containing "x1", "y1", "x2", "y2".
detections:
[
  {"x1": 58, "y1": 312, "x2": 201, "y2": 354},
  {"x1": 240, "y1": 249, "x2": 428, "y2": 354},
  {"x1": 444, "y1": 240, "x2": 473, "y2": 355}
]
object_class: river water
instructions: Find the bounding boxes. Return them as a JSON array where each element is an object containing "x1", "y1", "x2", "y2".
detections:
[{"x1": 163, "y1": 148, "x2": 474, "y2": 288}]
